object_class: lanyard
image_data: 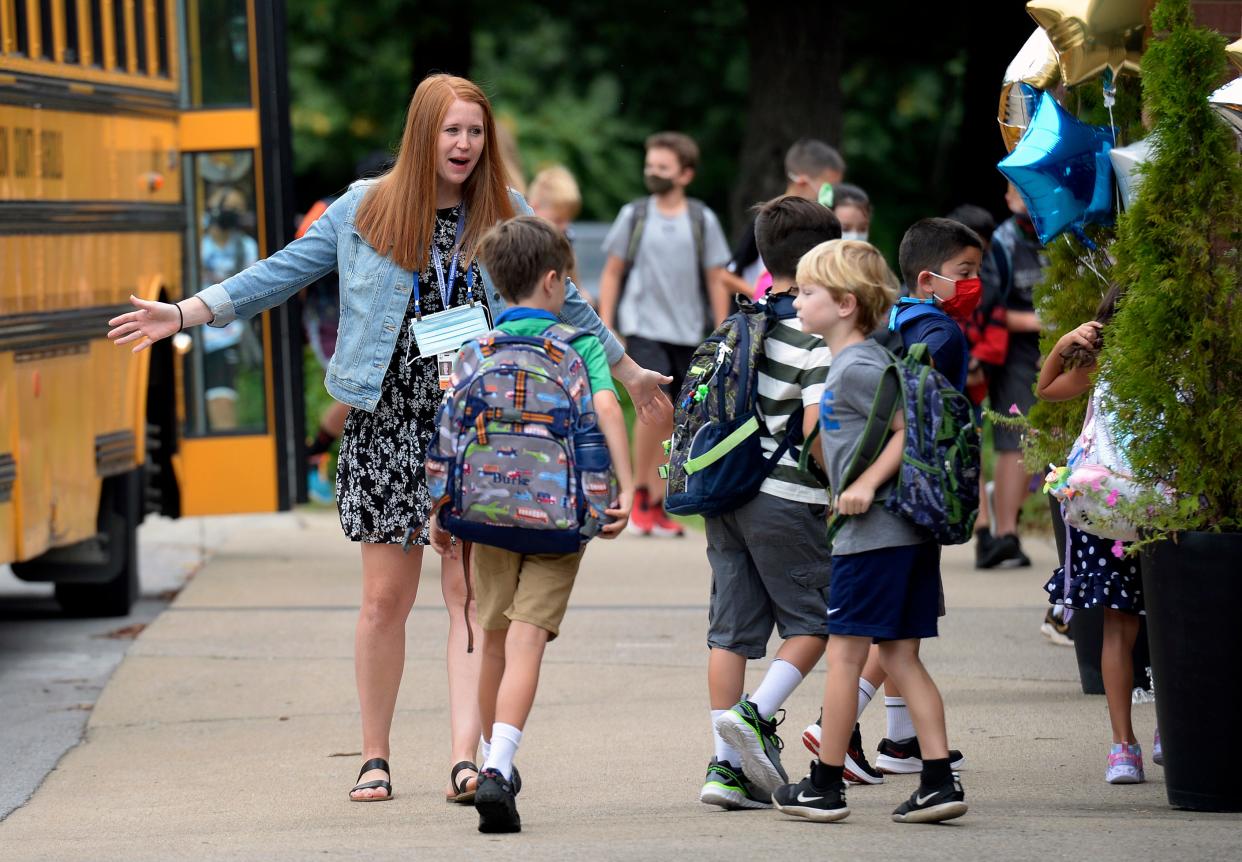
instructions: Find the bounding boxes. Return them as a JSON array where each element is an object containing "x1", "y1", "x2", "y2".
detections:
[{"x1": 412, "y1": 204, "x2": 472, "y2": 319}]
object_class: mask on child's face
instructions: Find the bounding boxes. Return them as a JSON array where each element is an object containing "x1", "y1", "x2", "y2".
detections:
[
  {"x1": 929, "y1": 272, "x2": 982, "y2": 319},
  {"x1": 841, "y1": 230, "x2": 869, "y2": 242},
  {"x1": 643, "y1": 173, "x2": 675, "y2": 194}
]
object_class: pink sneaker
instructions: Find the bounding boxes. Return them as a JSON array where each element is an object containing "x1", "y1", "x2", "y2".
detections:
[
  {"x1": 1153, "y1": 729, "x2": 1163, "y2": 766},
  {"x1": 1106, "y1": 743, "x2": 1145, "y2": 784}
]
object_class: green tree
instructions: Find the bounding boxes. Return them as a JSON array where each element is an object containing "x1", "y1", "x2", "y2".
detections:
[{"x1": 1100, "y1": 0, "x2": 1242, "y2": 536}]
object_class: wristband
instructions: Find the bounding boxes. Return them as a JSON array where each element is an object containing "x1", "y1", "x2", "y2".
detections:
[{"x1": 176, "y1": 302, "x2": 184, "y2": 333}]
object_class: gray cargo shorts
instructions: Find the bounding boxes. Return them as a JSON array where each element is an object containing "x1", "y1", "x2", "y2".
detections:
[{"x1": 705, "y1": 492, "x2": 832, "y2": 659}]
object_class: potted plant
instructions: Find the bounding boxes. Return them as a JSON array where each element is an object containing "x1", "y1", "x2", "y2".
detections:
[{"x1": 1100, "y1": 0, "x2": 1242, "y2": 812}]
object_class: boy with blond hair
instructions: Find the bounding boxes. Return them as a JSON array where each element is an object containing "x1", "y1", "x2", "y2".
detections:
[{"x1": 777, "y1": 240, "x2": 967, "y2": 825}]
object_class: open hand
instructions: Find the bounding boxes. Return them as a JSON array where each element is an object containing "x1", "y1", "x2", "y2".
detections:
[
  {"x1": 623, "y1": 368, "x2": 673, "y2": 425},
  {"x1": 108, "y1": 295, "x2": 180, "y2": 353}
]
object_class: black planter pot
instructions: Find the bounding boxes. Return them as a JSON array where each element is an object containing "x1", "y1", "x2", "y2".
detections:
[
  {"x1": 1142, "y1": 532, "x2": 1242, "y2": 812},
  {"x1": 1050, "y1": 499, "x2": 1151, "y2": 695}
]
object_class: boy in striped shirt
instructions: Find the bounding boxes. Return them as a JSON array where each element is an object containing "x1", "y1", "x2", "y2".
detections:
[{"x1": 701, "y1": 196, "x2": 840, "y2": 810}]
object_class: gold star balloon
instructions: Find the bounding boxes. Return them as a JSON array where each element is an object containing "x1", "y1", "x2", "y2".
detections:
[
  {"x1": 1027, "y1": 0, "x2": 1147, "y2": 87},
  {"x1": 999, "y1": 28, "x2": 1062, "y2": 151},
  {"x1": 1228, "y1": 38, "x2": 1242, "y2": 74}
]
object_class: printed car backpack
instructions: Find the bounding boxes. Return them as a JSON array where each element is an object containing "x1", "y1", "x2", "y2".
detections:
[
  {"x1": 661, "y1": 298, "x2": 809, "y2": 517},
  {"x1": 425, "y1": 323, "x2": 617, "y2": 554},
  {"x1": 813, "y1": 342, "x2": 981, "y2": 547}
]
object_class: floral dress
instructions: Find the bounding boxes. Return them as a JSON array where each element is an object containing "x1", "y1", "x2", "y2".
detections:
[{"x1": 336, "y1": 205, "x2": 483, "y2": 544}]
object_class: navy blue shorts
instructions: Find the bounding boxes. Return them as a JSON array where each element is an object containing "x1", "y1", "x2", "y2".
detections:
[{"x1": 828, "y1": 543, "x2": 940, "y2": 641}]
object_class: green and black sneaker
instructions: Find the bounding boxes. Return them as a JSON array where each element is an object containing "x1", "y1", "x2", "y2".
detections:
[
  {"x1": 714, "y1": 699, "x2": 788, "y2": 794},
  {"x1": 699, "y1": 758, "x2": 772, "y2": 810}
]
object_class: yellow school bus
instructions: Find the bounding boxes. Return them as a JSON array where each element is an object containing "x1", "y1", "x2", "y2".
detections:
[{"x1": 0, "y1": 0, "x2": 303, "y2": 615}]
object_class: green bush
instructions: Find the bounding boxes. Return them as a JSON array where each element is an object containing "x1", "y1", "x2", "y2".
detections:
[{"x1": 1100, "y1": 0, "x2": 1242, "y2": 538}]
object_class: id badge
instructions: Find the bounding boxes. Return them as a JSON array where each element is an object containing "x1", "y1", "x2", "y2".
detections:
[{"x1": 407, "y1": 303, "x2": 492, "y2": 359}]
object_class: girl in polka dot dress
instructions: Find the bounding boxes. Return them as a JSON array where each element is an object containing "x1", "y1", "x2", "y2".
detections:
[{"x1": 1034, "y1": 286, "x2": 1156, "y2": 786}]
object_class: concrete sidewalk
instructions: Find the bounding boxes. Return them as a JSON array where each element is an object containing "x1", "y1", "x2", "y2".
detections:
[{"x1": 2, "y1": 511, "x2": 1237, "y2": 860}]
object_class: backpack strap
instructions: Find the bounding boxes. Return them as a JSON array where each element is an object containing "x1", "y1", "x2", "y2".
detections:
[
  {"x1": 617, "y1": 197, "x2": 651, "y2": 297},
  {"x1": 821, "y1": 358, "x2": 904, "y2": 548},
  {"x1": 687, "y1": 197, "x2": 708, "y2": 298}
]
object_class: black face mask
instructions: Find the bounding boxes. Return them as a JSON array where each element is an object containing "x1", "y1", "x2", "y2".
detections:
[
  {"x1": 209, "y1": 208, "x2": 241, "y2": 231},
  {"x1": 643, "y1": 174, "x2": 675, "y2": 195}
]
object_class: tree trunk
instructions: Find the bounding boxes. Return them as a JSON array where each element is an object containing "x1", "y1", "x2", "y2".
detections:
[{"x1": 731, "y1": 0, "x2": 843, "y2": 237}]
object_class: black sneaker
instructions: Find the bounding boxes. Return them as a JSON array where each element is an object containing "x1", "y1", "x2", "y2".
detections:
[
  {"x1": 876, "y1": 737, "x2": 966, "y2": 774},
  {"x1": 773, "y1": 764, "x2": 850, "y2": 823},
  {"x1": 976, "y1": 532, "x2": 1031, "y2": 569},
  {"x1": 973, "y1": 527, "x2": 995, "y2": 568},
  {"x1": 475, "y1": 768, "x2": 520, "y2": 833},
  {"x1": 801, "y1": 713, "x2": 885, "y2": 785},
  {"x1": 699, "y1": 758, "x2": 771, "y2": 810},
  {"x1": 714, "y1": 699, "x2": 788, "y2": 794},
  {"x1": 891, "y1": 773, "x2": 967, "y2": 824}
]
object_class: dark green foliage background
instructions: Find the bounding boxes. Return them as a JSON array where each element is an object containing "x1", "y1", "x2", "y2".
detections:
[{"x1": 1099, "y1": 0, "x2": 1242, "y2": 534}]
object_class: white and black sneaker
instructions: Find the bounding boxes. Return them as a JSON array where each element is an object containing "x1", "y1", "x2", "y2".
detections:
[
  {"x1": 891, "y1": 774, "x2": 968, "y2": 824},
  {"x1": 876, "y1": 736, "x2": 966, "y2": 774},
  {"x1": 772, "y1": 765, "x2": 850, "y2": 823},
  {"x1": 802, "y1": 713, "x2": 885, "y2": 785}
]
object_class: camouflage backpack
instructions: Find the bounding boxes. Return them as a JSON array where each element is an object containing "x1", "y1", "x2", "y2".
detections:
[
  {"x1": 661, "y1": 298, "x2": 809, "y2": 516},
  {"x1": 426, "y1": 323, "x2": 617, "y2": 554},
  {"x1": 811, "y1": 342, "x2": 981, "y2": 547}
]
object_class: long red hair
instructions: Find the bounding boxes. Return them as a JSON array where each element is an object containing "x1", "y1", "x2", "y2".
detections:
[{"x1": 355, "y1": 75, "x2": 515, "y2": 274}]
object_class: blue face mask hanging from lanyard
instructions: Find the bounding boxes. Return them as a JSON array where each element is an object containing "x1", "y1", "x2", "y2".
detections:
[{"x1": 405, "y1": 205, "x2": 493, "y2": 375}]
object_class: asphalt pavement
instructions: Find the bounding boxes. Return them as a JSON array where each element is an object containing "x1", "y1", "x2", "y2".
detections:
[{"x1": 1, "y1": 510, "x2": 1238, "y2": 860}]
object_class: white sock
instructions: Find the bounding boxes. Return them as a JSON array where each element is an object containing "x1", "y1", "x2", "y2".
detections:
[
  {"x1": 482, "y1": 722, "x2": 522, "y2": 780},
  {"x1": 479, "y1": 734, "x2": 491, "y2": 762},
  {"x1": 712, "y1": 709, "x2": 743, "y2": 764},
  {"x1": 751, "y1": 659, "x2": 804, "y2": 719},
  {"x1": 885, "y1": 696, "x2": 917, "y2": 742},
  {"x1": 857, "y1": 679, "x2": 877, "y2": 721}
]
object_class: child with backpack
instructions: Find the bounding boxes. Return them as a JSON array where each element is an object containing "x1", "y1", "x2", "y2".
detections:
[
  {"x1": 597, "y1": 131, "x2": 732, "y2": 538},
  {"x1": 427, "y1": 217, "x2": 633, "y2": 833},
  {"x1": 1036, "y1": 285, "x2": 1156, "y2": 784},
  {"x1": 801, "y1": 219, "x2": 981, "y2": 780},
  {"x1": 663, "y1": 196, "x2": 838, "y2": 810},
  {"x1": 776, "y1": 239, "x2": 969, "y2": 825}
]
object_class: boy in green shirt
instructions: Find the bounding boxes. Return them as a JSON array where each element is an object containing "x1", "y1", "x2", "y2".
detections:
[{"x1": 431, "y1": 216, "x2": 633, "y2": 833}]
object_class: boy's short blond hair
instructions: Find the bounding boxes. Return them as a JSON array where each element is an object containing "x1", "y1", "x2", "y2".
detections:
[
  {"x1": 529, "y1": 165, "x2": 582, "y2": 220},
  {"x1": 795, "y1": 239, "x2": 899, "y2": 334}
]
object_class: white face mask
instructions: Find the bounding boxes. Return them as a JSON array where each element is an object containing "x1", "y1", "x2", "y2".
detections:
[{"x1": 841, "y1": 230, "x2": 869, "y2": 242}]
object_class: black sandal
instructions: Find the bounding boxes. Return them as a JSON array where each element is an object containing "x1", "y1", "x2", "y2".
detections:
[
  {"x1": 350, "y1": 757, "x2": 393, "y2": 802},
  {"x1": 449, "y1": 760, "x2": 479, "y2": 804}
]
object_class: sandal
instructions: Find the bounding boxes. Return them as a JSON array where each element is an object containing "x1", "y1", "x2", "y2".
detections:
[
  {"x1": 448, "y1": 760, "x2": 479, "y2": 804},
  {"x1": 350, "y1": 757, "x2": 393, "y2": 802}
]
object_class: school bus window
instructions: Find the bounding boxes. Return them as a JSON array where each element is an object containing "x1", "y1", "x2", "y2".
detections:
[
  {"x1": 62, "y1": 0, "x2": 80, "y2": 63},
  {"x1": 13, "y1": 0, "x2": 29, "y2": 56},
  {"x1": 88, "y1": 0, "x2": 102, "y2": 67},
  {"x1": 153, "y1": 0, "x2": 167, "y2": 75},
  {"x1": 191, "y1": 0, "x2": 250, "y2": 107},
  {"x1": 185, "y1": 151, "x2": 268, "y2": 435},
  {"x1": 111, "y1": 0, "x2": 126, "y2": 71},
  {"x1": 34, "y1": 0, "x2": 52, "y2": 59},
  {"x1": 132, "y1": 0, "x2": 147, "y2": 73}
]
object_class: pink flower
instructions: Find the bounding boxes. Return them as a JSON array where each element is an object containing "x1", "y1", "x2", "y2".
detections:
[
  {"x1": 1008, "y1": 403, "x2": 1021, "y2": 415},
  {"x1": 1106, "y1": 489, "x2": 1120, "y2": 508},
  {"x1": 1111, "y1": 540, "x2": 1126, "y2": 559}
]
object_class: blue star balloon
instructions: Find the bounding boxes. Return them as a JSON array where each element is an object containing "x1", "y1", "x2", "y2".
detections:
[{"x1": 998, "y1": 91, "x2": 1116, "y2": 244}]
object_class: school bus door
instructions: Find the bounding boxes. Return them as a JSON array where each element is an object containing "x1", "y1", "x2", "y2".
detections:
[{"x1": 175, "y1": 0, "x2": 301, "y2": 515}]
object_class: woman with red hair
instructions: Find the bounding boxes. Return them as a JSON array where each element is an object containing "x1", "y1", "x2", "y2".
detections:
[{"x1": 109, "y1": 74, "x2": 669, "y2": 803}]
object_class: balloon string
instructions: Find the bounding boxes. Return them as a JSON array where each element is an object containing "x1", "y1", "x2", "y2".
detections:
[
  {"x1": 1103, "y1": 70, "x2": 1120, "y2": 213},
  {"x1": 1065, "y1": 235, "x2": 1112, "y2": 288}
]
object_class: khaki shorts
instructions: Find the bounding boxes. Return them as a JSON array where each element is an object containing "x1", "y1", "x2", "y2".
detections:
[{"x1": 473, "y1": 544, "x2": 585, "y2": 639}]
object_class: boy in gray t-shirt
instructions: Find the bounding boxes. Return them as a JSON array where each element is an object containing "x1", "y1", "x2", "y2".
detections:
[
  {"x1": 597, "y1": 132, "x2": 730, "y2": 538},
  {"x1": 772, "y1": 238, "x2": 968, "y2": 827}
]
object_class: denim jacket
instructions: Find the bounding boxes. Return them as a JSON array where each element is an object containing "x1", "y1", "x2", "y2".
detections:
[{"x1": 195, "y1": 182, "x2": 622, "y2": 412}]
